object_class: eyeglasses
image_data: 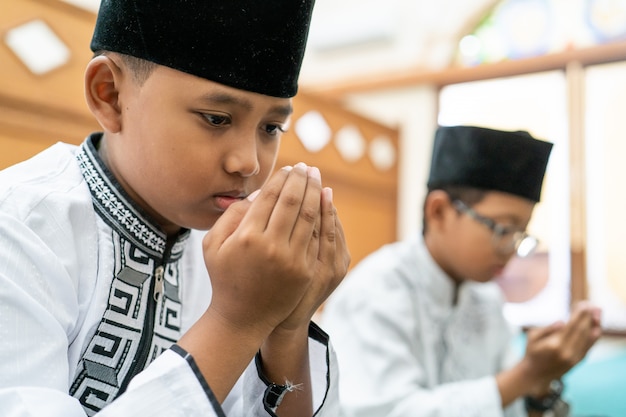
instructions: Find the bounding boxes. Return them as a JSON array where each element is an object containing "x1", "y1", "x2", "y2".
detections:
[{"x1": 452, "y1": 200, "x2": 538, "y2": 257}]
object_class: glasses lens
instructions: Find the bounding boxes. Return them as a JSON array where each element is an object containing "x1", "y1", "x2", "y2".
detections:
[
  {"x1": 493, "y1": 231, "x2": 537, "y2": 257},
  {"x1": 515, "y1": 235, "x2": 538, "y2": 258}
]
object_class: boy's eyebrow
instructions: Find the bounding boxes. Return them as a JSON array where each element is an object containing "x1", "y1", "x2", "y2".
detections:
[
  {"x1": 199, "y1": 92, "x2": 293, "y2": 117},
  {"x1": 271, "y1": 103, "x2": 294, "y2": 117}
]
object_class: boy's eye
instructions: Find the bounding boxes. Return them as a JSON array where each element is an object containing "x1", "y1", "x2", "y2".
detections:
[
  {"x1": 264, "y1": 124, "x2": 285, "y2": 136},
  {"x1": 202, "y1": 114, "x2": 230, "y2": 126},
  {"x1": 494, "y1": 225, "x2": 517, "y2": 237}
]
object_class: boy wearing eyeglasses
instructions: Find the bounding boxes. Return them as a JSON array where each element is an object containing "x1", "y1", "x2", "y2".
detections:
[{"x1": 322, "y1": 125, "x2": 602, "y2": 417}]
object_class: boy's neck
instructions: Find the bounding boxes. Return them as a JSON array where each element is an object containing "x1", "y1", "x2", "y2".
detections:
[{"x1": 96, "y1": 134, "x2": 183, "y2": 238}]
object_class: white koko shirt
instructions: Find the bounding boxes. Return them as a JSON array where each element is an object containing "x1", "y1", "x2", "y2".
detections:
[
  {"x1": 322, "y1": 235, "x2": 528, "y2": 417},
  {"x1": 0, "y1": 134, "x2": 338, "y2": 417}
]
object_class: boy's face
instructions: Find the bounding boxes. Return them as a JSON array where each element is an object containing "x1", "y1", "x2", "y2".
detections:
[
  {"x1": 101, "y1": 63, "x2": 293, "y2": 234},
  {"x1": 433, "y1": 191, "x2": 535, "y2": 284}
]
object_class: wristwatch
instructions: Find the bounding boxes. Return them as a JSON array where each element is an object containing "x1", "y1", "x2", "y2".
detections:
[
  {"x1": 264, "y1": 383, "x2": 290, "y2": 408},
  {"x1": 525, "y1": 379, "x2": 564, "y2": 412}
]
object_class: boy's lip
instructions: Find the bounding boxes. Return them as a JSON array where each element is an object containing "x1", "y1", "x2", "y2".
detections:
[
  {"x1": 493, "y1": 265, "x2": 506, "y2": 277},
  {"x1": 213, "y1": 190, "x2": 247, "y2": 211},
  {"x1": 215, "y1": 190, "x2": 247, "y2": 198}
]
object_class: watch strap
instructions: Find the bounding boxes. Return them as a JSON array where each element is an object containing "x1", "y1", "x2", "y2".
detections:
[{"x1": 525, "y1": 379, "x2": 564, "y2": 412}]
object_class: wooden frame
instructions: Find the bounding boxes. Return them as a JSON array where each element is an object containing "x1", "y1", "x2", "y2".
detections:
[{"x1": 304, "y1": 40, "x2": 626, "y2": 95}]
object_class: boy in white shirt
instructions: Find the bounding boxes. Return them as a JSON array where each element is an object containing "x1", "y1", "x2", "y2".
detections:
[
  {"x1": 323, "y1": 125, "x2": 601, "y2": 417},
  {"x1": 0, "y1": 1, "x2": 350, "y2": 416}
]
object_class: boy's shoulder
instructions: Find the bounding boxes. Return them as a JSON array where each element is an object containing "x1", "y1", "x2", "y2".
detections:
[
  {"x1": 1, "y1": 140, "x2": 80, "y2": 181},
  {"x1": 338, "y1": 237, "x2": 422, "y2": 293},
  {"x1": 0, "y1": 141, "x2": 91, "y2": 221},
  {"x1": 354, "y1": 238, "x2": 416, "y2": 271}
]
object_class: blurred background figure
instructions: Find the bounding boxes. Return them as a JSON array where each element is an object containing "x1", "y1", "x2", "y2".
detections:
[{"x1": 322, "y1": 125, "x2": 602, "y2": 417}]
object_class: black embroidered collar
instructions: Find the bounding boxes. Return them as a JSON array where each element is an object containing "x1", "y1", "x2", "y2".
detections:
[{"x1": 76, "y1": 133, "x2": 189, "y2": 257}]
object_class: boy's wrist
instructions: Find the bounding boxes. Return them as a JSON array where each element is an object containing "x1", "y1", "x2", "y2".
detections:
[
  {"x1": 525, "y1": 379, "x2": 564, "y2": 412},
  {"x1": 261, "y1": 324, "x2": 310, "y2": 371}
]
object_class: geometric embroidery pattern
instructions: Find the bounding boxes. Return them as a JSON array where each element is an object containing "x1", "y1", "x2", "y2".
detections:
[
  {"x1": 76, "y1": 136, "x2": 166, "y2": 257},
  {"x1": 70, "y1": 137, "x2": 187, "y2": 415}
]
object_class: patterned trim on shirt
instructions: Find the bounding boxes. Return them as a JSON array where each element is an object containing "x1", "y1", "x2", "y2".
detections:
[
  {"x1": 76, "y1": 135, "x2": 166, "y2": 257},
  {"x1": 70, "y1": 135, "x2": 189, "y2": 415}
]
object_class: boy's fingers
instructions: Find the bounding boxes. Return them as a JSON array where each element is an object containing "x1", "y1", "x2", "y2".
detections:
[
  {"x1": 204, "y1": 165, "x2": 292, "y2": 250},
  {"x1": 265, "y1": 163, "x2": 311, "y2": 240},
  {"x1": 333, "y1": 205, "x2": 351, "y2": 275},
  {"x1": 316, "y1": 187, "x2": 336, "y2": 266},
  {"x1": 292, "y1": 166, "x2": 322, "y2": 257},
  {"x1": 561, "y1": 306, "x2": 600, "y2": 350},
  {"x1": 204, "y1": 198, "x2": 252, "y2": 249},
  {"x1": 241, "y1": 166, "x2": 292, "y2": 234},
  {"x1": 329, "y1": 204, "x2": 350, "y2": 292},
  {"x1": 316, "y1": 189, "x2": 350, "y2": 296},
  {"x1": 306, "y1": 197, "x2": 322, "y2": 266},
  {"x1": 527, "y1": 321, "x2": 564, "y2": 343}
]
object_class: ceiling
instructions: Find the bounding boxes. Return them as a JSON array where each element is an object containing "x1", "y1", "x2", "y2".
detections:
[
  {"x1": 300, "y1": 0, "x2": 497, "y2": 85},
  {"x1": 50, "y1": 0, "x2": 498, "y2": 86}
]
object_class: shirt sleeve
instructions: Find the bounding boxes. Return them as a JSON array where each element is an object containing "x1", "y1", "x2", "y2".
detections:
[
  {"x1": 222, "y1": 321, "x2": 340, "y2": 417},
  {"x1": 96, "y1": 347, "x2": 224, "y2": 416},
  {"x1": 104, "y1": 321, "x2": 339, "y2": 417},
  {"x1": 102, "y1": 322, "x2": 339, "y2": 417},
  {"x1": 0, "y1": 210, "x2": 92, "y2": 417}
]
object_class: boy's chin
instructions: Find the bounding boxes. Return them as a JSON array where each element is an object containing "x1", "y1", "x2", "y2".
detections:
[{"x1": 467, "y1": 275, "x2": 496, "y2": 284}]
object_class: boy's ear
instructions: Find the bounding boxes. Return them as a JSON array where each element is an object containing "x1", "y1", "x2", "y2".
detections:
[
  {"x1": 424, "y1": 190, "x2": 452, "y2": 231},
  {"x1": 84, "y1": 55, "x2": 123, "y2": 133}
]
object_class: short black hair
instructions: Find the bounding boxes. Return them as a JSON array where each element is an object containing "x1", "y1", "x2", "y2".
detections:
[{"x1": 94, "y1": 51, "x2": 157, "y2": 86}]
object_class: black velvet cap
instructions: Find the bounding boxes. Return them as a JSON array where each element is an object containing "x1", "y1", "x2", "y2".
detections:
[
  {"x1": 427, "y1": 126, "x2": 553, "y2": 202},
  {"x1": 90, "y1": 0, "x2": 315, "y2": 98}
]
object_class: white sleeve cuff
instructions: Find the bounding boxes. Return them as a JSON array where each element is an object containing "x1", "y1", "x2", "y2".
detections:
[{"x1": 97, "y1": 346, "x2": 225, "y2": 416}]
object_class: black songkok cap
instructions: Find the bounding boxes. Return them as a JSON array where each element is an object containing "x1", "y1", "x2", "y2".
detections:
[
  {"x1": 427, "y1": 125, "x2": 553, "y2": 202},
  {"x1": 90, "y1": 0, "x2": 315, "y2": 98}
]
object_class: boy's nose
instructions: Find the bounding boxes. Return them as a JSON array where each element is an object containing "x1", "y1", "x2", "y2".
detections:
[{"x1": 224, "y1": 139, "x2": 260, "y2": 177}]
